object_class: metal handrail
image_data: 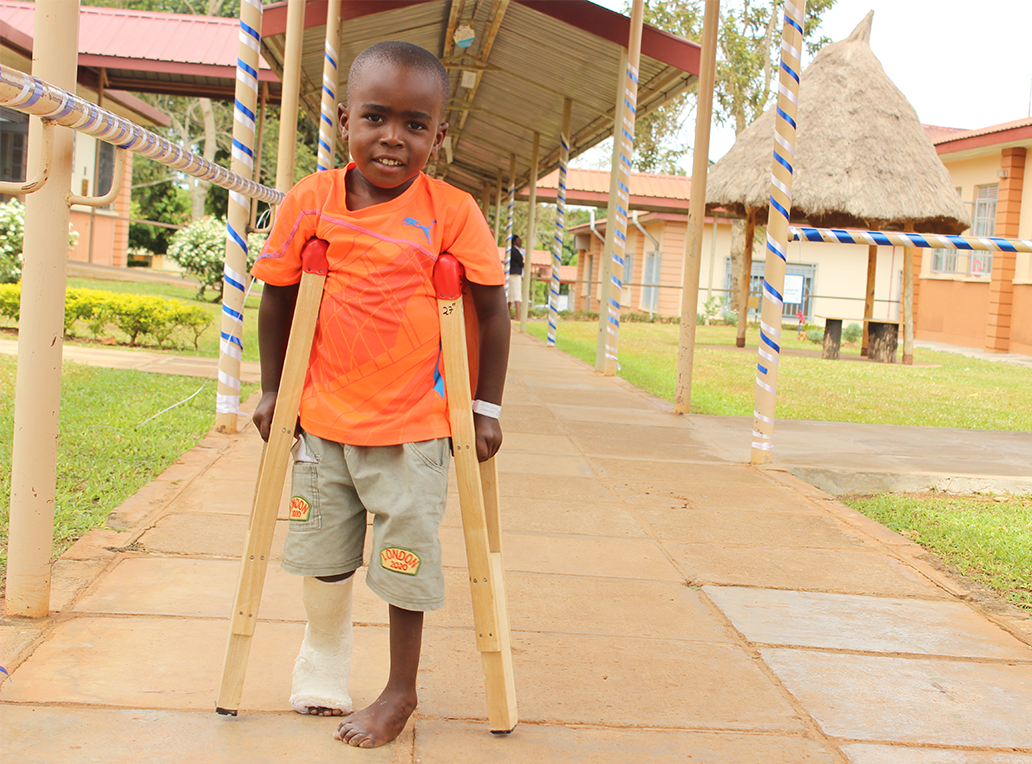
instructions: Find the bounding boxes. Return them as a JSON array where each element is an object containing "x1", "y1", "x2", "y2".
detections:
[{"x1": 0, "y1": 65, "x2": 284, "y2": 206}]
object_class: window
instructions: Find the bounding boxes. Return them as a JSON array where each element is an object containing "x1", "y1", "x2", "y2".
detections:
[
  {"x1": 1, "y1": 107, "x2": 29, "y2": 184},
  {"x1": 641, "y1": 251, "x2": 661, "y2": 312},
  {"x1": 622, "y1": 252, "x2": 634, "y2": 286},
  {"x1": 725, "y1": 259, "x2": 816, "y2": 321},
  {"x1": 932, "y1": 185, "x2": 995, "y2": 276}
]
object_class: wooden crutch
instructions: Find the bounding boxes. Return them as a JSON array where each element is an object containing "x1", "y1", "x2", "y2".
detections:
[
  {"x1": 216, "y1": 237, "x2": 329, "y2": 716},
  {"x1": 434, "y1": 253, "x2": 518, "y2": 734}
]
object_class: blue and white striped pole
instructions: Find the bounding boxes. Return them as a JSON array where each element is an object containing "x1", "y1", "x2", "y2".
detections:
[
  {"x1": 547, "y1": 99, "x2": 572, "y2": 347},
  {"x1": 751, "y1": 0, "x2": 806, "y2": 464},
  {"x1": 504, "y1": 153, "x2": 515, "y2": 303},
  {"x1": 216, "y1": 0, "x2": 263, "y2": 432},
  {"x1": 316, "y1": 0, "x2": 340, "y2": 172},
  {"x1": 596, "y1": 0, "x2": 643, "y2": 375}
]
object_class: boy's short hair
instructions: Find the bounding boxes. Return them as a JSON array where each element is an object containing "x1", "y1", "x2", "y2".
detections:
[{"x1": 347, "y1": 41, "x2": 451, "y2": 116}]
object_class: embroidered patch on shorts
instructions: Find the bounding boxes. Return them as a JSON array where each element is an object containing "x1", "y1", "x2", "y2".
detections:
[
  {"x1": 380, "y1": 547, "x2": 422, "y2": 576},
  {"x1": 288, "y1": 495, "x2": 311, "y2": 521}
]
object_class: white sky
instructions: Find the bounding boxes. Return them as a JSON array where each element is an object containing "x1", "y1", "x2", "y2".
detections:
[{"x1": 583, "y1": 0, "x2": 1032, "y2": 165}]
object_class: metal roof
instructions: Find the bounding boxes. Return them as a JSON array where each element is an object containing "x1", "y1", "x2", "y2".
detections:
[
  {"x1": 0, "y1": 0, "x2": 281, "y2": 101},
  {"x1": 520, "y1": 166, "x2": 692, "y2": 213},
  {"x1": 928, "y1": 117, "x2": 1032, "y2": 162},
  {"x1": 260, "y1": 0, "x2": 700, "y2": 198}
]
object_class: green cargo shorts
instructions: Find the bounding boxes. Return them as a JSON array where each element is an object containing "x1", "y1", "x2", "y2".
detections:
[{"x1": 281, "y1": 430, "x2": 450, "y2": 612}]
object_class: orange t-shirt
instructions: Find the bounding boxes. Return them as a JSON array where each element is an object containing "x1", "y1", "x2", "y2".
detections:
[{"x1": 251, "y1": 166, "x2": 504, "y2": 446}]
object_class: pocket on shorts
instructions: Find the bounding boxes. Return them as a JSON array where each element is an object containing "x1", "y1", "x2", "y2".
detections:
[
  {"x1": 287, "y1": 462, "x2": 322, "y2": 531},
  {"x1": 405, "y1": 438, "x2": 449, "y2": 474}
]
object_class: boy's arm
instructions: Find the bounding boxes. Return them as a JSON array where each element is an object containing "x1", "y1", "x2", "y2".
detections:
[
  {"x1": 252, "y1": 282, "x2": 300, "y2": 441},
  {"x1": 467, "y1": 282, "x2": 510, "y2": 462}
]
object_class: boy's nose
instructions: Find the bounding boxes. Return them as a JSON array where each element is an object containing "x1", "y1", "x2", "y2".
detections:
[{"x1": 380, "y1": 121, "x2": 403, "y2": 147}]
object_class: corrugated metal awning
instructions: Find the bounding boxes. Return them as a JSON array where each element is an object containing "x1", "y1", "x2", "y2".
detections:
[{"x1": 260, "y1": 0, "x2": 700, "y2": 197}]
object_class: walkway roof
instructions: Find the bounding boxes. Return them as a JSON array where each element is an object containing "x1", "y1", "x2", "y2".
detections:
[
  {"x1": 518, "y1": 166, "x2": 692, "y2": 214},
  {"x1": 260, "y1": 0, "x2": 700, "y2": 198},
  {"x1": 0, "y1": 0, "x2": 282, "y2": 102}
]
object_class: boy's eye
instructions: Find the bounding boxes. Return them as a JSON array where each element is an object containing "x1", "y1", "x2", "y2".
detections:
[
  {"x1": 365, "y1": 113, "x2": 383, "y2": 123},
  {"x1": 408, "y1": 121, "x2": 426, "y2": 131}
]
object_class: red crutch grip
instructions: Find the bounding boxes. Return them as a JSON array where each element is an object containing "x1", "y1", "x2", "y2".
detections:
[{"x1": 434, "y1": 252, "x2": 465, "y2": 300}]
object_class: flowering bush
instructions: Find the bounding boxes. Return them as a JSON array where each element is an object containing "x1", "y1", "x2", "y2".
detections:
[
  {"x1": 166, "y1": 216, "x2": 266, "y2": 300},
  {"x1": 0, "y1": 200, "x2": 80, "y2": 284}
]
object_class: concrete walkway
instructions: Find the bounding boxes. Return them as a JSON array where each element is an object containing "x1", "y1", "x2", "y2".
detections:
[{"x1": 3, "y1": 333, "x2": 1032, "y2": 762}]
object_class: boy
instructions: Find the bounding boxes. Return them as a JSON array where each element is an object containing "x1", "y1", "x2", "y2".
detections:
[{"x1": 250, "y1": 41, "x2": 510, "y2": 749}]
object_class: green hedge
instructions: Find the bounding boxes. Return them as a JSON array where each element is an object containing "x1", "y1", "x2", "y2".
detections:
[{"x1": 0, "y1": 284, "x2": 212, "y2": 349}]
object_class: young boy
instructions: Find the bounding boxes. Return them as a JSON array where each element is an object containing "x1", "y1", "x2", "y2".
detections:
[{"x1": 250, "y1": 41, "x2": 510, "y2": 749}]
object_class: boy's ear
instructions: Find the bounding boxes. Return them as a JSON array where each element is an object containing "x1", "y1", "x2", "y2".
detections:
[
  {"x1": 337, "y1": 103, "x2": 349, "y2": 142},
  {"x1": 429, "y1": 121, "x2": 449, "y2": 159}
]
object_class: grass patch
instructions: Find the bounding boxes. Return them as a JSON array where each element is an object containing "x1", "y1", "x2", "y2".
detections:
[
  {"x1": 0, "y1": 354, "x2": 257, "y2": 578},
  {"x1": 844, "y1": 492, "x2": 1032, "y2": 611},
  {"x1": 0, "y1": 276, "x2": 262, "y2": 362},
  {"x1": 526, "y1": 321, "x2": 1032, "y2": 430}
]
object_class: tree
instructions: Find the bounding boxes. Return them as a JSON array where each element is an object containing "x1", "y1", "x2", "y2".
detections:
[{"x1": 627, "y1": 0, "x2": 836, "y2": 171}]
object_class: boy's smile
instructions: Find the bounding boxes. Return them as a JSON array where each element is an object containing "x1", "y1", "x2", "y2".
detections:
[{"x1": 339, "y1": 61, "x2": 448, "y2": 207}]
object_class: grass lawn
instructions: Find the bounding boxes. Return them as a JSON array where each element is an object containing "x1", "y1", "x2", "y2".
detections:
[
  {"x1": 0, "y1": 354, "x2": 257, "y2": 579},
  {"x1": 526, "y1": 320, "x2": 1032, "y2": 431},
  {"x1": 844, "y1": 493, "x2": 1032, "y2": 611}
]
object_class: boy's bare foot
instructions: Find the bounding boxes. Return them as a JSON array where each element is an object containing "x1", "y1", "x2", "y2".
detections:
[{"x1": 333, "y1": 687, "x2": 417, "y2": 748}]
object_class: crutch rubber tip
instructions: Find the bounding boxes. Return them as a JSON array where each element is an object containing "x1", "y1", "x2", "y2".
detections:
[
  {"x1": 215, "y1": 706, "x2": 238, "y2": 716},
  {"x1": 490, "y1": 726, "x2": 516, "y2": 735}
]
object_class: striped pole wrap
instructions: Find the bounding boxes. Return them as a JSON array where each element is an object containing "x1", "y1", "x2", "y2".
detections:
[
  {"x1": 750, "y1": 0, "x2": 806, "y2": 465},
  {"x1": 216, "y1": 0, "x2": 264, "y2": 429},
  {"x1": 316, "y1": 0, "x2": 340, "y2": 172},
  {"x1": 601, "y1": 59, "x2": 639, "y2": 372},
  {"x1": 0, "y1": 65, "x2": 282, "y2": 205},
  {"x1": 547, "y1": 99, "x2": 572, "y2": 347},
  {"x1": 504, "y1": 154, "x2": 516, "y2": 302},
  {"x1": 789, "y1": 226, "x2": 1032, "y2": 254}
]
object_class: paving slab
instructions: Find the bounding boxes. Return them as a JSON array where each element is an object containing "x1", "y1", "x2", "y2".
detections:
[
  {"x1": 72, "y1": 557, "x2": 391, "y2": 625},
  {"x1": 440, "y1": 527, "x2": 683, "y2": 582},
  {"x1": 761, "y1": 649, "x2": 1032, "y2": 748},
  {"x1": 706, "y1": 587, "x2": 1032, "y2": 659},
  {"x1": 495, "y1": 450, "x2": 597, "y2": 478},
  {"x1": 2, "y1": 617, "x2": 391, "y2": 712},
  {"x1": 138, "y1": 512, "x2": 290, "y2": 558},
  {"x1": 1, "y1": 706, "x2": 400, "y2": 764},
  {"x1": 840, "y1": 744, "x2": 1032, "y2": 763},
  {"x1": 666, "y1": 542, "x2": 946, "y2": 595},
  {"x1": 413, "y1": 720, "x2": 837, "y2": 763},
  {"x1": 441, "y1": 497, "x2": 649, "y2": 538},
  {"x1": 604, "y1": 479, "x2": 824, "y2": 510},
  {"x1": 495, "y1": 472, "x2": 621, "y2": 503},
  {"x1": 547, "y1": 403, "x2": 697, "y2": 429},
  {"x1": 589, "y1": 457, "x2": 775, "y2": 484},
  {"x1": 635, "y1": 507, "x2": 867, "y2": 547},
  {"x1": 420, "y1": 629, "x2": 805, "y2": 731},
  {"x1": 430, "y1": 568, "x2": 730, "y2": 641}
]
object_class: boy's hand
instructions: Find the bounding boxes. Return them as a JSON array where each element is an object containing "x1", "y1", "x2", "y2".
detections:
[
  {"x1": 473, "y1": 412, "x2": 502, "y2": 462},
  {"x1": 252, "y1": 391, "x2": 278, "y2": 442}
]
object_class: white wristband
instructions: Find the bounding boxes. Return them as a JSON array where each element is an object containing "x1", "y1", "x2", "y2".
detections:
[{"x1": 472, "y1": 399, "x2": 501, "y2": 419}]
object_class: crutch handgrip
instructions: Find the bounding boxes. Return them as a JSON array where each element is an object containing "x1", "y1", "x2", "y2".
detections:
[{"x1": 433, "y1": 252, "x2": 464, "y2": 299}]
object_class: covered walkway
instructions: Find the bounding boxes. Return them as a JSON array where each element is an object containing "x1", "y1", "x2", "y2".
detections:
[{"x1": 3, "y1": 332, "x2": 1031, "y2": 761}]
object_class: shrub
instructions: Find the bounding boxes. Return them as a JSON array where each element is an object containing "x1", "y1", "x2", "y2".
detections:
[
  {"x1": 0, "y1": 283, "x2": 20, "y2": 322},
  {"x1": 0, "y1": 200, "x2": 79, "y2": 284},
  {"x1": 805, "y1": 327, "x2": 824, "y2": 343},
  {"x1": 720, "y1": 308, "x2": 738, "y2": 327},
  {"x1": 166, "y1": 216, "x2": 266, "y2": 300},
  {"x1": 4, "y1": 284, "x2": 213, "y2": 349},
  {"x1": 843, "y1": 322, "x2": 863, "y2": 343}
]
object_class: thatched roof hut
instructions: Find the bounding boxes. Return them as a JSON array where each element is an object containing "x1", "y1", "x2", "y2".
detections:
[{"x1": 705, "y1": 11, "x2": 969, "y2": 234}]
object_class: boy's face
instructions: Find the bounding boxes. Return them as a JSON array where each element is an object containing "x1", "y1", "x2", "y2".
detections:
[{"x1": 339, "y1": 61, "x2": 448, "y2": 193}]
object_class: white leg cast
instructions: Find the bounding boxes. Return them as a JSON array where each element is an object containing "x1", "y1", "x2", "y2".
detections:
[{"x1": 290, "y1": 576, "x2": 354, "y2": 715}]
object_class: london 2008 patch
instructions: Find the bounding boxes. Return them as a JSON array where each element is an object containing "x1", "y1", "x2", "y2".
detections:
[
  {"x1": 380, "y1": 547, "x2": 421, "y2": 576},
  {"x1": 288, "y1": 496, "x2": 311, "y2": 521}
]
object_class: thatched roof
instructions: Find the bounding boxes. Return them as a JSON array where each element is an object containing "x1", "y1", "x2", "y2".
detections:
[{"x1": 705, "y1": 12, "x2": 970, "y2": 234}]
